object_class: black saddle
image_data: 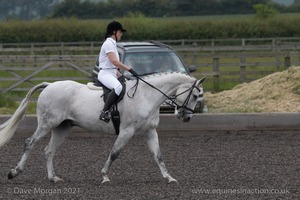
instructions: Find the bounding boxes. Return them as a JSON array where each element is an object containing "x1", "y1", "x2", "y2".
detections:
[
  {"x1": 94, "y1": 76, "x2": 126, "y2": 103},
  {"x1": 94, "y1": 76, "x2": 126, "y2": 135}
]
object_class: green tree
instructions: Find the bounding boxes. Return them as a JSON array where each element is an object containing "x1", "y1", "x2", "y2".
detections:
[
  {"x1": 50, "y1": 0, "x2": 283, "y2": 19},
  {"x1": 253, "y1": 3, "x2": 279, "y2": 19},
  {"x1": 0, "y1": 0, "x2": 56, "y2": 20},
  {"x1": 295, "y1": 0, "x2": 300, "y2": 4}
]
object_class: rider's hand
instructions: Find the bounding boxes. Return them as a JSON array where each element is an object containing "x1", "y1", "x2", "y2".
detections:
[{"x1": 128, "y1": 68, "x2": 139, "y2": 77}]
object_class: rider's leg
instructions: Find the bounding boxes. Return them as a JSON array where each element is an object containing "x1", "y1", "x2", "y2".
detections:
[
  {"x1": 98, "y1": 73, "x2": 123, "y2": 123},
  {"x1": 99, "y1": 89, "x2": 119, "y2": 122}
]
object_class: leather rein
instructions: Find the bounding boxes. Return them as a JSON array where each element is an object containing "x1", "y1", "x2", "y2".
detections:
[{"x1": 127, "y1": 76, "x2": 200, "y2": 114}]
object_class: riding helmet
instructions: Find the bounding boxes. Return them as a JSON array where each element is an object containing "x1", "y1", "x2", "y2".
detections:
[{"x1": 105, "y1": 21, "x2": 126, "y2": 37}]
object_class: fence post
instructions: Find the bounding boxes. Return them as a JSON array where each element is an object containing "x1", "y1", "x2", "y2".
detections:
[
  {"x1": 272, "y1": 38, "x2": 276, "y2": 53},
  {"x1": 241, "y1": 38, "x2": 245, "y2": 50},
  {"x1": 91, "y1": 42, "x2": 94, "y2": 55},
  {"x1": 240, "y1": 54, "x2": 246, "y2": 82},
  {"x1": 284, "y1": 53, "x2": 291, "y2": 69},
  {"x1": 211, "y1": 39, "x2": 215, "y2": 54},
  {"x1": 181, "y1": 39, "x2": 185, "y2": 46},
  {"x1": 213, "y1": 56, "x2": 219, "y2": 91},
  {"x1": 30, "y1": 43, "x2": 34, "y2": 55},
  {"x1": 60, "y1": 42, "x2": 64, "y2": 55}
]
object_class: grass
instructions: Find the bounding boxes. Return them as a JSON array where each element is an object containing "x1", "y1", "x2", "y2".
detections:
[
  {"x1": 0, "y1": 50, "x2": 288, "y2": 114},
  {"x1": 0, "y1": 30, "x2": 300, "y2": 114},
  {"x1": 181, "y1": 51, "x2": 287, "y2": 91},
  {"x1": 0, "y1": 62, "x2": 92, "y2": 115},
  {"x1": 0, "y1": 101, "x2": 37, "y2": 115},
  {"x1": 0, "y1": 94, "x2": 19, "y2": 114}
]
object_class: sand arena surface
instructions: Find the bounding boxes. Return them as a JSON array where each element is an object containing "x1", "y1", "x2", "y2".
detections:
[
  {"x1": 0, "y1": 67, "x2": 299, "y2": 199},
  {"x1": 0, "y1": 130, "x2": 299, "y2": 199}
]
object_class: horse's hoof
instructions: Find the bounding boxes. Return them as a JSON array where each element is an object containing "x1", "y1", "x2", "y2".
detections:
[
  {"x1": 50, "y1": 176, "x2": 63, "y2": 183},
  {"x1": 8, "y1": 169, "x2": 18, "y2": 179},
  {"x1": 101, "y1": 176, "x2": 110, "y2": 184},
  {"x1": 8, "y1": 170, "x2": 15, "y2": 179},
  {"x1": 167, "y1": 177, "x2": 178, "y2": 184}
]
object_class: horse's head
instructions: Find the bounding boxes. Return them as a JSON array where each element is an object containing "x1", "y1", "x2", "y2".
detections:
[{"x1": 175, "y1": 77, "x2": 205, "y2": 122}]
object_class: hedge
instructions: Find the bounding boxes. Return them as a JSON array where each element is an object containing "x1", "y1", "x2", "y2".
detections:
[{"x1": 1, "y1": 15, "x2": 300, "y2": 43}]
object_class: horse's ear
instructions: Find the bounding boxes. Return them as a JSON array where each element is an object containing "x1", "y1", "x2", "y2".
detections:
[{"x1": 196, "y1": 77, "x2": 206, "y2": 86}]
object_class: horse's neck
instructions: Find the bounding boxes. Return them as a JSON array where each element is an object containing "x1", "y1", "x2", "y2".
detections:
[
  {"x1": 142, "y1": 73, "x2": 192, "y2": 97},
  {"x1": 124, "y1": 73, "x2": 192, "y2": 115}
]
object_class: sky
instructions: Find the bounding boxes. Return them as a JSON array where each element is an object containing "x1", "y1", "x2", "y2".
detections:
[
  {"x1": 272, "y1": 0, "x2": 294, "y2": 5},
  {"x1": 81, "y1": 0, "x2": 295, "y2": 6}
]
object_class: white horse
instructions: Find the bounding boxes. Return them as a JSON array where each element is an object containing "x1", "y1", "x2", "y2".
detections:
[{"x1": 0, "y1": 72, "x2": 205, "y2": 183}]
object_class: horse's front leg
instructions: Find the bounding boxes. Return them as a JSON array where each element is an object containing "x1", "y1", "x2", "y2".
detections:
[
  {"x1": 144, "y1": 128, "x2": 177, "y2": 183},
  {"x1": 101, "y1": 129, "x2": 134, "y2": 184}
]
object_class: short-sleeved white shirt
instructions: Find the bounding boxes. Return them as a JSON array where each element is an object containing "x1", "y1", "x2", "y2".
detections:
[{"x1": 98, "y1": 37, "x2": 119, "y2": 69}]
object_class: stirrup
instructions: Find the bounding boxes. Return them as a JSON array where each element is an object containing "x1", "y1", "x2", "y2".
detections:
[{"x1": 99, "y1": 111, "x2": 110, "y2": 123}]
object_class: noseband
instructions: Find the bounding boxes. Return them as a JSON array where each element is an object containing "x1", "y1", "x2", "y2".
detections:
[
  {"x1": 128, "y1": 76, "x2": 200, "y2": 114},
  {"x1": 174, "y1": 79, "x2": 200, "y2": 114}
]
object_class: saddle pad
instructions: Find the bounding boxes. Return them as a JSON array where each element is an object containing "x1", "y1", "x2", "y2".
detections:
[{"x1": 87, "y1": 82, "x2": 102, "y2": 90}]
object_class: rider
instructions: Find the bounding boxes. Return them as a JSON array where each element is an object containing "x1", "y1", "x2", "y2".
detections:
[{"x1": 98, "y1": 21, "x2": 138, "y2": 123}]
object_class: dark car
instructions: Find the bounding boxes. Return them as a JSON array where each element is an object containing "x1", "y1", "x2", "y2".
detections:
[{"x1": 92, "y1": 41, "x2": 204, "y2": 113}]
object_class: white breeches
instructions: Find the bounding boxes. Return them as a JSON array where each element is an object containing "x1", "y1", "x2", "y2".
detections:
[{"x1": 98, "y1": 69, "x2": 122, "y2": 95}]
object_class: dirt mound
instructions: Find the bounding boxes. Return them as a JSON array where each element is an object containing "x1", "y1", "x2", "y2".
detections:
[{"x1": 205, "y1": 66, "x2": 300, "y2": 113}]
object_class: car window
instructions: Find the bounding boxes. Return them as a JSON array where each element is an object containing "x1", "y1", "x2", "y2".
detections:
[{"x1": 123, "y1": 52, "x2": 187, "y2": 76}]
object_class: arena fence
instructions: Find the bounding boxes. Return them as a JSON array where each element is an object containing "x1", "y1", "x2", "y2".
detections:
[{"x1": 0, "y1": 38, "x2": 299, "y2": 97}]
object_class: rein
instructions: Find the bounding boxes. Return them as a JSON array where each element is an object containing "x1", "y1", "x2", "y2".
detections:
[{"x1": 127, "y1": 75, "x2": 199, "y2": 113}]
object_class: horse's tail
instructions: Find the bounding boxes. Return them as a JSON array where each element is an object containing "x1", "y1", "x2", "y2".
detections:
[{"x1": 0, "y1": 82, "x2": 50, "y2": 148}]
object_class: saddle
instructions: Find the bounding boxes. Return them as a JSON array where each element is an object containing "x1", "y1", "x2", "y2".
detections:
[{"x1": 88, "y1": 76, "x2": 126, "y2": 135}]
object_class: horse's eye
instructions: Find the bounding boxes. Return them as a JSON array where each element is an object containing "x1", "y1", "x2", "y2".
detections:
[{"x1": 193, "y1": 94, "x2": 198, "y2": 99}]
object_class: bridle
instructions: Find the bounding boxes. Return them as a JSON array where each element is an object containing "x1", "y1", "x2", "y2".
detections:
[
  {"x1": 127, "y1": 76, "x2": 201, "y2": 114},
  {"x1": 174, "y1": 79, "x2": 200, "y2": 114}
]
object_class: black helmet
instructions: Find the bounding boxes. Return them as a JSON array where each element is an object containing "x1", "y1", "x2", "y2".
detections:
[{"x1": 105, "y1": 21, "x2": 126, "y2": 38}]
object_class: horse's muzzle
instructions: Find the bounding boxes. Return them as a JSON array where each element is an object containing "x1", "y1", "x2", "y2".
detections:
[
  {"x1": 183, "y1": 116, "x2": 191, "y2": 122},
  {"x1": 176, "y1": 111, "x2": 192, "y2": 122}
]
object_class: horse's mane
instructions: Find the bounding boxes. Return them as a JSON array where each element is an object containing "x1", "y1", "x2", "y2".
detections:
[{"x1": 127, "y1": 72, "x2": 194, "y2": 83}]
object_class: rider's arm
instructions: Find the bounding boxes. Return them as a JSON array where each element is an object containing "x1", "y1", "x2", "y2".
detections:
[{"x1": 107, "y1": 52, "x2": 131, "y2": 71}]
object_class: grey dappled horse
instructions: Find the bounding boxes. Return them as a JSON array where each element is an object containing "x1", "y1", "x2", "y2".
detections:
[{"x1": 0, "y1": 72, "x2": 205, "y2": 183}]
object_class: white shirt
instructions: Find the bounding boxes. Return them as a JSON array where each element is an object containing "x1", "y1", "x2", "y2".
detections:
[{"x1": 98, "y1": 37, "x2": 119, "y2": 69}]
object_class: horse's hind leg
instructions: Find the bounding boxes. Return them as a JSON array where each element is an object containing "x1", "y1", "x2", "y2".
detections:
[
  {"x1": 8, "y1": 126, "x2": 50, "y2": 179},
  {"x1": 144, "y1": 129, "x2": 177, "y2": 183},
  {"x1": 45, "y1": 122, "x2": 71, "y2": 182}
]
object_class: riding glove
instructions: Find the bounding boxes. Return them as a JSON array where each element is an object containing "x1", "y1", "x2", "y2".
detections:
[{"x1": 129, "y1": 68, "x2": 139, "y2": 77}]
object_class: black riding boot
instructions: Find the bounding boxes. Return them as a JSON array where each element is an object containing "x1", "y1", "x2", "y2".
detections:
[{"x1": 99, "y1": 90, "x2": 119, "y2": 123}]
